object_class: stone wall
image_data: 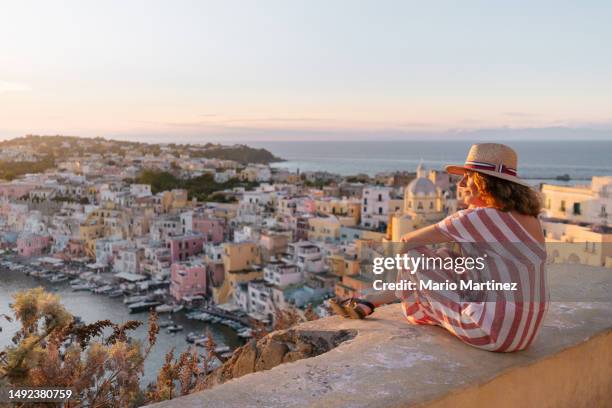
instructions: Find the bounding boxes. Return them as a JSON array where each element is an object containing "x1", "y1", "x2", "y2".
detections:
[{"x1": 148, "y1": 264, "x2": 612, "y2": 408}]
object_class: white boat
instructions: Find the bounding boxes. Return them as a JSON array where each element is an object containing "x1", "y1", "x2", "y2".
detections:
[
  {"x1": 194, "y1": 336, "x2": 210, "y2": 346},
  {"x1": 123, "y1": 295, "x2": 149, "y2": 304},
  {"x1": 159, "y1": 319, "x2": 174, "y2": 328},
  {"x1": 238, "y1": 328, "x2": 253, "y2": 338},
  {"x1": 155, "y1": 304, "x2": 174, "y2": 313},
  {"x1": 214, "y1": 345, "x2": 230, "y2": 353},
  {"x1": 93, "y1": 285, "x2": 113, "y2": 294},
  {"x1": 108, "y1": 289, "x2": 124, "y2": 298},
  {"x1": 72, "y1": 283, "x2": 96, "y2": 291},
  {"x1": 166, "y1": 324, "x2": 184, "y2": 333},
  {"x1": 49, "y1": 274, "x2": 68, "y2": 283}
]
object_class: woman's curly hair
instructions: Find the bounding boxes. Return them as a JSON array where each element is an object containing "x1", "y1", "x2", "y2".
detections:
[{"x1": 471, "y1": 171, "x2": 542, "y2": 217}]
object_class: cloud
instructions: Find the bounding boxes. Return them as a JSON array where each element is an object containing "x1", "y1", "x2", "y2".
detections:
[{"x1": 0, "y1": 81, "x2": 30, "y2": 93}]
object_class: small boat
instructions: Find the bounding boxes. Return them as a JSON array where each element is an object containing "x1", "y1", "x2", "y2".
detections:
[
  {"x1": 214, "y1": 345, "x2": 230, "y2": 353},
  {"x1": 166, "y1": 324, "x2": 184, "y2": 333},
  {"x1": 155, "y1": 304, "x2": 175, "y2": 313},
  {"x1": 237, "y1": 328, "x2": 253, "y2": 338},
  {"x1": 49, "y1": 274, "x2": 68, "y2": 283},
  {"x1": 159, "y1": 319, "x2": 174, "y2": 328},
  {"x1": 72, "y1": 283, "x2": 96, "y2": 292},
  {"x1": 93, "y1": 285, "x2": 113, "y2": 294},
  {"x1": 194, "y1": 336, "x2": 210, "y2": 346},
  {"x1": 123, "y1": 295, "x2": 149, "y2": 304},
  {"x1": 108, "y1": 289, "x2": 124, "y2": 298},
  {"x1": 128, "y1": 301, "x2": 161, "y2": 313}
]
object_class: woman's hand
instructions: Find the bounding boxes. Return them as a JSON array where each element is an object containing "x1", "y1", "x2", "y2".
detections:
[{"x1": 398, "y1": 224, "x2": 450, "y2": 247}]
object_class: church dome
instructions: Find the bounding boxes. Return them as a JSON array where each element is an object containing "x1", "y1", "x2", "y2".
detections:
[{"x1": 406, "y1": 177, "x2": 436, "y2": 197}]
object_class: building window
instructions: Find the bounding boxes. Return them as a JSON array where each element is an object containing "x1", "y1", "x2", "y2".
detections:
[
  {"x1": 378, "y1": 194, "x2": 382, "y2": 202},
  {"x1": 364, "y1": 198, "x2": 368, "y2": 205},
  {"x1": 378, "y1": 207, "x2": 383, "y2": 215},
  {"x1": 573, "y1": 202, "x2": 581, "y2": 215},
  {"x1": 560, "y1": 200, "x2": 566, "y2": 212}
]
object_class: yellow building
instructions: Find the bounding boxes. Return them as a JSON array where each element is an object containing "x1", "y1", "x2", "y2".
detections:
[
  {"x1": 308, "y1": 216, "x2": 341, "y2": 242},
  {"x1": 314, "y1": 197, "x2": 361, "y2": 224},
  {"x1": 162, "y1": 189, "x2": 189, "y2": 212},
  {"x1": 335, "y1": 274, "x2": 373, "y2": 299},
  {"x1": 213, "y1": 242, "x2": 263, "y2": 304},
  {"x1": 78, "y1": 203, "x2": 130, "y2": 258},
  {"x1": 326, "y1": 253, "x2": 360, "y2": 277},
  {"x1": 543, "y1": 220, "x2": 612, "y2": 267}
]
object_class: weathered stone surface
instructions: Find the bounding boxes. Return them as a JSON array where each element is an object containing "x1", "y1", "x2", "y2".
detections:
[
  {"x1": 149, "y1": 264, "x2": 612, "y2": 408},
  {"x1": 231, "y1": 339, "x2": 257, "y2": 378},
  {"x1": 201, "y1": 327, "x2": 357, "y2": 390},
  {"x1": 255, "y1": 339, "x2": 288, "y2": 371}
]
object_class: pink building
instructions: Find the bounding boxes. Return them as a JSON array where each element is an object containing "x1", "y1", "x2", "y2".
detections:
[
  {"x1": 17, "y1": 234, "x2": 51, "y2": 257},
  {"x1": 0, "y1": 182, "x2": 37, "y2": 200},
  {"x1": 170, "y1": 262, "x2": 207, "y2": 301},
  {"x1": 166, "y1": 234, "x2": 206, "y2": 262},
  {"x1": 192, "y1": 216, "x2": 225, "y2": 244}
]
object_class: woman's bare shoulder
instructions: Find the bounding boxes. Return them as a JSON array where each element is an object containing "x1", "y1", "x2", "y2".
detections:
[{"x1": 510, "y1": 211, "x2": 545, "y2": 243}]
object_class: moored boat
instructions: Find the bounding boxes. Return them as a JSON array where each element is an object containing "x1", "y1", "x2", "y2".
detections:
[
  {"x1": 166, "y1": 324, "x2": 184, "y2": 333},
  {"x1": 128, "y1": 301, "x2": 161, "y2": 313}
]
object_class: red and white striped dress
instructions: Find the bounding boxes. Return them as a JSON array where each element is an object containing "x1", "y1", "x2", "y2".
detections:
[{"x1": 397, "y1": 207, "x2": 548, "y2": 352}]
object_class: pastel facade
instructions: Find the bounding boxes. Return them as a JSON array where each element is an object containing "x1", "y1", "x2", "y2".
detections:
[
  {"x1": 542, "y1": 219, "x2": 612, "y2": 267},
  {"x1": 170, "y1": 261, "x2": 207, "y2": 301},
  {"x1": 17, "y1": 234, "x2": 50, "y2": 257},
  {"x1": 361, "y1": 186, "x2": 394, "y2": 230},
  {"x1": 308, "y1": 216, "x2": 341, "y2": 242},
  {"x1": 192, "y1": 215, "x2": 225, "y2": 243},
  {"x1": 166, "y1": 234, "x2": 206, "y2": 262},
  {"x1": 541, "y1": 177, "x2": 612, "y2": 225}
]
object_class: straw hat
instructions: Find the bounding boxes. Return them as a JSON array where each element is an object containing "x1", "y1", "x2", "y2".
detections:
[{"x1": 445, "y1": 143, "x2": 531, "y2": 187}]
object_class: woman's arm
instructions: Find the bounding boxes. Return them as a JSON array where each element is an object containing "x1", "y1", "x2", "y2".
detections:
[{"x1": 400, "y1": 224, "x2": 452, "y2": 248}]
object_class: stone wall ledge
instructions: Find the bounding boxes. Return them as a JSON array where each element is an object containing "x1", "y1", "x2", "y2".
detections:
[{"x1": 149, "y1": 264, "x2": 612, "y2": 408}]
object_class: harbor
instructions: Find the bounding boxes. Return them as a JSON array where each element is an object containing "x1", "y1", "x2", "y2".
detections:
[{"x1": 0, "y1": 255, "x2": 247, "y2": 383}]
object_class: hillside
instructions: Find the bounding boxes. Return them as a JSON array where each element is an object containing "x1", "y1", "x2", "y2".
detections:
[{"x1": 0, "y1": 135, "x2": 283, "y2": 179}]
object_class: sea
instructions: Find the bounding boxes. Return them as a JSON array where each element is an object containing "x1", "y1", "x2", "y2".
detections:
[{"x1": 250, "y1": 140, "x2": 612, "y2": 185}]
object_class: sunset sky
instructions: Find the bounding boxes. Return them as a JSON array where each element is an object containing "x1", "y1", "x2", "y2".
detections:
[{"x1": 1, "y1": 0, "x2": 611, "y2": 141}]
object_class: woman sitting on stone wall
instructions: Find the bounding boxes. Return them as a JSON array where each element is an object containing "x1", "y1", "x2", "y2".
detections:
[{"x1": 331, "y1": 143, "x2": 548, "y2": 352}]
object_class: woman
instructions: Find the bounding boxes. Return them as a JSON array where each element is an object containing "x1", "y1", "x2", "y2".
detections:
[{"x1": 331, "y1": 143, "x2": 548, "y2": 352}]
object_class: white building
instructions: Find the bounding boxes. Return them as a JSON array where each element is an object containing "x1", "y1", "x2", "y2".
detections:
[
  {"x1": 361, "y1": 186, "x2": 393, "y2": 229},
  {"x1": 263, "y1": 260, "x2": 303, "y2": 287},
  {"x1": 130, "y1": 184, "x2": 152, "y2": 198},
  {"x1": 541, "y1": 177, "x2": 612, "y2": 225},
  {"x1": 282, "y1": 241, "x2": 326, "y2": 273}
]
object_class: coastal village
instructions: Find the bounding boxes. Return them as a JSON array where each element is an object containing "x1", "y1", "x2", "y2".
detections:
[{"x1": 1, "y1": 136, "x2": 611, "y2": 353}]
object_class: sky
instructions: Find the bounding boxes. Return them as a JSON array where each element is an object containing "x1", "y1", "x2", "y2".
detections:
[{"x1": 1, "y1": 0, "x2": 611, "y2": 142}]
